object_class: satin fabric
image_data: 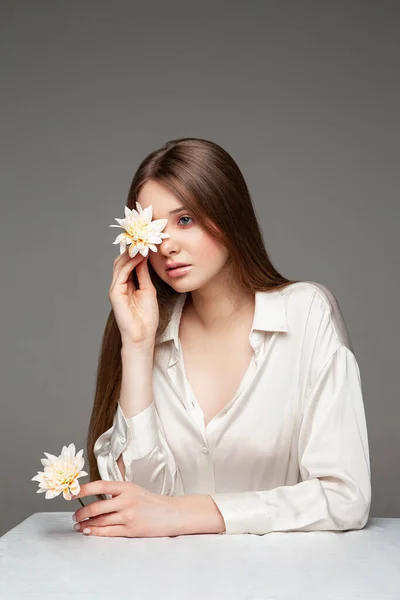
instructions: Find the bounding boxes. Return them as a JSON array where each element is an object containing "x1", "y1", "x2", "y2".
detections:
[{"x1": 93, "y1": 281, "x2": 371, "y2": 535}]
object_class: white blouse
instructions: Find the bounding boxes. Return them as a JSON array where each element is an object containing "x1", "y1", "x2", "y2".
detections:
[{"x1": 93, "y1": 281, "x2": 371, "y2": 535}]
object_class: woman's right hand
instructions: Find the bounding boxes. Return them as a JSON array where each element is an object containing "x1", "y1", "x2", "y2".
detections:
[{"x1": 108, "y1": 249, "x2": 159, "y2": 347}]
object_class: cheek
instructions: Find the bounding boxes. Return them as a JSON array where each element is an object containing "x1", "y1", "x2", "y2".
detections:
[
  {"x1": 196, "y1": 231, "x2": 227, "y2": 265},
  {"x1": 148, "y1": 254, "x2": 162, "y2": 275}
]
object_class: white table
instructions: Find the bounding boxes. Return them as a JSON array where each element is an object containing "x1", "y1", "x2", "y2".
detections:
[{"x1": 1, "y1": 514, "x2": 399, "y2": 599}]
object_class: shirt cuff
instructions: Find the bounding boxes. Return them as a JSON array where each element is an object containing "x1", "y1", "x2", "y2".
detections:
[
  {"x1": 110, "y1": 401, "x2": 159, "y2": 462},
  {"x1": 209, "y1": 491, "x2": 271, "y2": 535}
]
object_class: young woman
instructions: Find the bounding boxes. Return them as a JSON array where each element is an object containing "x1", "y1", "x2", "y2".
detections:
[{"x1": 85, "y1": 137, "x2": 371, "y2": 537}]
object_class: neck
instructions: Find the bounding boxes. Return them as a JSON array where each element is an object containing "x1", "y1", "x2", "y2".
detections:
[{"x1": 186, "y1": 284, "x2": 255, "y2": 333}]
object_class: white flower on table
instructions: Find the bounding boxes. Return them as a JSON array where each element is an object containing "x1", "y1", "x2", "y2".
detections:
[{"x1": 31, "y1": 442, "x2": 87, "y2": 505}]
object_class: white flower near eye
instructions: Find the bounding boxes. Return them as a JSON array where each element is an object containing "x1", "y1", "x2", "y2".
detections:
[
  {"x1": 31, "y1": 443, "x2": 88, "y2": 501},
  {"x1": 109, "y1": 202, "x2": 170, "y2": 258}
]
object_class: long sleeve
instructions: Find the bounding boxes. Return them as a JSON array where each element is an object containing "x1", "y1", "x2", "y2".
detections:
[
  {"x1": 93, "y1": 400, "x2": 177, "y2": 497},
  {"x1": 209, "y1": 345, "x2": 371, "y2": 535}
]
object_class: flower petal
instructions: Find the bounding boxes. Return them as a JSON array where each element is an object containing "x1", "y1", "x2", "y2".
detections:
[
  {"x1": 45, "y1": 489, "x2": 61, "y2": 499},
  {"x1": 113, "y1": 218, "x2": 126, "y2": 226},
  {"x1": 129, "y1": 206, "x2": 140, "y2": 218},
  {"x1": 141, "y1": 205, "x2": 153, "y2": 224},
  {"x1": 43, "y1": 452, "x2": 58, "y2": 461},
  {"x1": 128, "y1": 244, "x2": 140, "y2": 258},
  {"x1": 148, "y1": 218, "x2": 168, "y2": 231},
  {"x1": 112, "y1": 233, "x2": 126, "y2": 244}
]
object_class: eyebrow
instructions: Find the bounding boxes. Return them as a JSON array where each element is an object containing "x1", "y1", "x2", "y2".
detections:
[{"x1": 168, "y1": 205, "x2": 187, "y2": 215}]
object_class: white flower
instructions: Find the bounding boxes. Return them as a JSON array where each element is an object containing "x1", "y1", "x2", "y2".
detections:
[
  {"x1": 31, "y1": 443, "x2": 88, "y2": 501},
  {"x1": 109, "y1": 202, "x2": 170, "y2": 258}
]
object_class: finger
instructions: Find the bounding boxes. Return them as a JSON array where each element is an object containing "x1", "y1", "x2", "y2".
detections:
[
  {"x1": 77, "y1": 510, "x2": 123, "y2": 530},
  {"x1": 113, "y1": 247, "x2": 133, "y2": 266},
  {"x1": 135, "y1": 256, "x2": 154, "y2": 291},
  {"x1": 110, "y1": 253, "x2": 144, "y2": 290},
  {"x1": 74, "y1": 495, "x2": 121, "y2": 524},
  {"x1": 111, "y1": 258, "x2": 143, "y2": 293},
  {"x1": 81, "y1": 525, "x2": 127, "y2": 537},
  {"x1": 112, "y1": 247, "x2": 142, "y2": 269},
  {"x1": 72, "y1": 480, "x2": 125, "y2": 501},
  {"x1": 126, "y1": 277, "x2": 134, "y2": 296}
]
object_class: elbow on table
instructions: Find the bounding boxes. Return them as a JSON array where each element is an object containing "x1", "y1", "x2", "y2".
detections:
[
  {"x1": 346, "y1": 506, "x2": 370, "y2": 531},
  {"x1": 331, "y1": 482, "x2": 371, "y2": 531},
  {"x1": 342, "y1": 499, "x2": 370, "y2": 530}
]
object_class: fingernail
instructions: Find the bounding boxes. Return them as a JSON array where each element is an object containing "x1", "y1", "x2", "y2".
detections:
[
  {"x1": 73, "y1": 523, "x2": 80, "y2": 531},
  {"x1": 83, "y1": 528, "x2": 91, "y2": 535}
]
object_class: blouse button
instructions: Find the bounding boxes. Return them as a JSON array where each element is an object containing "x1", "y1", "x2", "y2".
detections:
[
  {"x1": 201, "y1": 446, "x2": 209, "y2": 454},
  {"x1": 120, "y1": 437, "x2": 126, "y2": 444}
]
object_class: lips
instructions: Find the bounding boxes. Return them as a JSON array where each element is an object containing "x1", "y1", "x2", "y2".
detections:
[
  {"x1": 166, "y1": 264, "x2": 190, "y2": 271},
  {"x1": 165, "y1": 264, "x2": 192, "y2": 277}
]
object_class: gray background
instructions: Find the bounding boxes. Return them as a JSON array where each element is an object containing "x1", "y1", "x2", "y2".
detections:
[{"x1": 1, "y1": 1, "x2": 398, "y2": 537}]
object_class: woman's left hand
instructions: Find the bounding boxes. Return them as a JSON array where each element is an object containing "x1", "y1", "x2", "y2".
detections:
[{"x1": 71, "y1": 480, "x2": 181, "y2": 538}]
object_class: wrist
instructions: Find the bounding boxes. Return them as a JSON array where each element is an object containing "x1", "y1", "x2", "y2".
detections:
[
  {"x1": 121, "y1": 339, "x2": 155, "y2": 357},
  {"x1": 173, "y1": 494, "x2": 226, "y2": 536}
]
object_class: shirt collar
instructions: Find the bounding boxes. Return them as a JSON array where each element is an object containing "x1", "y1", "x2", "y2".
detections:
[{"x1": 156, "y1": 289, "x2": 288, "y2": 353}]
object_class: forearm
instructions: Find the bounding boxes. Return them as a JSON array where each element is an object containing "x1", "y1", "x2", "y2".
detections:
[
  {"x1": 120, "y1": 341, "x2": 155, "y2": 418},
  {"x1": 117, "y1": 341, "x2": 155, "y2": 480},
  {"x1": 172, "y1": 494, "x2": 226, "y2": 536}
]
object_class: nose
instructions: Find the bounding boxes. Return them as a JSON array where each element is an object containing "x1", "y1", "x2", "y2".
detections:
[{"x1": 158, "y1": 232, "x2": 180, "y2": 256}]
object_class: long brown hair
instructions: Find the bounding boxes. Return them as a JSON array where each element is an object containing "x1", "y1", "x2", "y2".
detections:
[{"x1": 86, "y1": 137, "x2": 299, "y2": 494}]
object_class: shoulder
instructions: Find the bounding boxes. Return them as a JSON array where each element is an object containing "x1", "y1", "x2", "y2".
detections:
[
  {"x1": 279, "y1": 280, "x2": 339, "y2": 311},
  {"x1": 279, "y1": 280, "x2": 353, "y2": 350}
]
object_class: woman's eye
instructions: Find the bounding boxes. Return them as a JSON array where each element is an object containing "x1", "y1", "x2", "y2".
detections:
[{"x1": 178, "y1": 216, "x2": 193, "y2": 226}]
